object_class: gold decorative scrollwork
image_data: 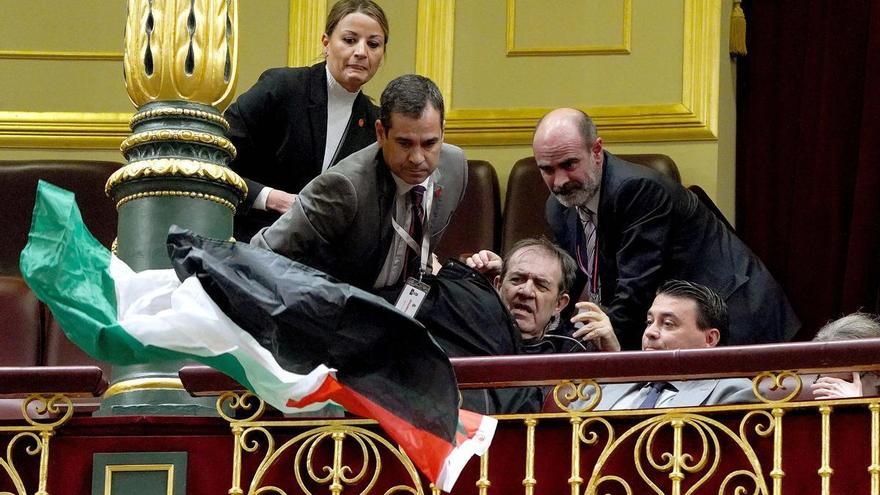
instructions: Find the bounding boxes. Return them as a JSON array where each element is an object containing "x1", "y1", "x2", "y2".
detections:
[
  {"x1": 21, "y1": 394, "x2": 74, "y2": 429},
  {"x1": 553, "y1": 379, "x2": 601, "y2": 412},
  {"x1": 236, "y1": 425, "x2": 423, "y2": 495},
  {"x1": 635, "y1": 417, "x2": 718, "y2": 495},
  {"x1": 217, "y1": 391, "x2": 266, "y2": 423},
  {"x1": 753, "y1": 371, "x2": 802, "y2": 404},
  {"x1": 217, "y1": 391, "x2": 424, "y2": 495},
  {"x1": 586, "y1": 413, "x2": 769, "y2": 495},
  {"x1": 578, "y1": 417, "x2": 615, "y2": 454},
  {"x1": 0, "y1": 431, "x2": 41, "y2": 495},
  {"x1": 105, "y1": 158, "x2": 247, "y2": 199},
  {"x1": 718, "y1": 469, "x2": 763, "y2": 495},
  {"x1": 119, "y1": 129, "x2": 237, "y2": 157},
  {"x1": 593, "y1": 475, "x2": 633, "y2": 495},
  {"x1": 739, "y1": 410, "x2": 775, "y2": 445},
  {"x1": 0, "y1": 394, "x2": 75, "y2": 495}
]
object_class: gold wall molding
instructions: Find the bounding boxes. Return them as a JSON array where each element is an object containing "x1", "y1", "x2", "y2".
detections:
[
  {"x1": 505, "y1": 0, "x2": 632, "y2": 56},
  {"x1": 0, "y1": 0, "x2": 719, "y2": 149},
  {"x1": 287, "y1": 0, "x2": 326, "y2": 68},
  {"x1": 415, "y1": 0, "x2": 455, "y2": 101},
  {"x1": 0, "y1": 50, "x2": 123, "y2": 61},
  {"x1": 416, "y1": 0, "x2": 720, "y2": 145},
  {"x1": 0, "y1": 111, "x2": 130, "y2": 149}
]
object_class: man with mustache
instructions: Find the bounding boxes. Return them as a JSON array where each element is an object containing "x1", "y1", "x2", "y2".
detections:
[
  {"x1": 532, "y1": 107, "x2": 799, "y2": 349},
  {"x1": 252, "y1": 75, "x2": 467, "y2": 295}
]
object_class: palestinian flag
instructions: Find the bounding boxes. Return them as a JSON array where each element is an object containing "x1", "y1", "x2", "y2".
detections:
[{"x1": 19, "y1": 181, "x2": 495, "y2": 491}]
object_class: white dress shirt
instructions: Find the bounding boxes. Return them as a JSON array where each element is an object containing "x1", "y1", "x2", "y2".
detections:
[
  {"x1": 252, "y1": 66, "x2": 360, "y2": 210},
  {"x1": 373, "y1": 174, "x2": 433, "y2": 289}
]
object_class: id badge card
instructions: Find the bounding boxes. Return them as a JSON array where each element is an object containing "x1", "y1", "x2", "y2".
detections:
[{"x1": 395, "y1": 277, "x2": 431, "y2": 318}]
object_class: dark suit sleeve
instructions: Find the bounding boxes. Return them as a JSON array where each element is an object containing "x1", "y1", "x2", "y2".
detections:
[
  {"x1": 249, "y1": 171, "x2": 357, "y2": 264},
  {"x1": 224, "y1": 69, "x2": 286, "y2": 211},
  {"x1": 605, "y1": 178, "x2": 675, "y2": 348}
]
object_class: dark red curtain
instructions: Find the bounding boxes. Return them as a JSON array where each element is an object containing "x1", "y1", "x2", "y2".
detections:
[{"x1": 736, "y1": 1, "x2": 880, "y2": 340}]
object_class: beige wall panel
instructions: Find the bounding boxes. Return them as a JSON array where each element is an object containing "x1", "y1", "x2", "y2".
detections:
[
  {"x1": 234, "y1": 0, "x2": 291, "y2": 94},
  {"x1": 0, "y1": 1, "x2": 129, "y2": 113},
  {"x1": 0, "y1": 59, "x2": 130, "y2": 112},
  {"x1": 715, "y1": 0, "x2": 737, "y2": 224},
  {"x1": 233, "y1": 0, "x2": 415, "y2": 101},
  {"x1": 510, "y1": 0, "x2": 626, "y2": 52},
  {"x1": 452, "y1": 0, "x2": 683, "y2": 109},
  {"x1": 357, "y1": 0, "x2": 418, "y2": 101},
  {"x1": 0, "y1": 1, "x2": 124, "y2": 53},
  {"x1": 0, "y1": 0, "x2": 737, "y2": 225}
]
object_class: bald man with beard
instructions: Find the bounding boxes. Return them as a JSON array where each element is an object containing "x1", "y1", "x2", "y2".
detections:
[{"x1": 532, "y1": 108, "x2": 800, "y2": 350}]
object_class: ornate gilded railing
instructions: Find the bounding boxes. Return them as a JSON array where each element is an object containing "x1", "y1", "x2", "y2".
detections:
[
  {"x1": 180, "y1": 339, "x2": 880, "y2": 495},
  {"x1": 0, "y1": 366, "x2": 106, "y2": 495}
]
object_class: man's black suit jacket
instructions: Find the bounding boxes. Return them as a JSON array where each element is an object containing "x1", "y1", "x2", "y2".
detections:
[
  {"x1": 547, "y1": 152, "x2": 800, "y2": 349},
  {"x1": 225, "y1": 62, "x2": 380, "y2": 240}
]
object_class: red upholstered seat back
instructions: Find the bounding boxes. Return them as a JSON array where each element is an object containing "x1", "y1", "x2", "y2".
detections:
[
  {"x1": 0, "y1": 276, "x2": 42, "y2": 366},
  {"x1": 434, "y1": 160, "x2": 502, "y2": 261},
  {"x1": 1, "y1": 160, "x2": 122, "y2": 277},
  {"x1": 500, "y1": 154, "x2": 680, "y2": 255},
  {"x1": 43, "y1": 310, "x2": 110, "y2": 374}
]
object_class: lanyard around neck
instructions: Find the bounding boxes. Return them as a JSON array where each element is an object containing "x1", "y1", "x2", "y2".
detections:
[{"x1": 390, "y1": 182, "x2": 435, "y2": 278}]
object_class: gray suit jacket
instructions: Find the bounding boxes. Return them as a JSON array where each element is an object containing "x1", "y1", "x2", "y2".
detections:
[
  {"x1": 595, "y1": 378, "x2": 757, "y2": 410},
  {"x1": 251, "y1": 142, "x2": 468, "y2": 291}
]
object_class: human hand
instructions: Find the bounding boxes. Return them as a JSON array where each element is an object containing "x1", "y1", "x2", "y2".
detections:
[
  {"x1": 266, "y1": 190, "x2": 297, "y2": 214},
  {"x1": 465, "y1": 250, "x2": 502, "y2": 276},
  {"x1": 811, "y1": 372, "x2": 862, "y2": 399},
  {"x1": 571, "y1": 301, "x2": 620, "y2": 352}
]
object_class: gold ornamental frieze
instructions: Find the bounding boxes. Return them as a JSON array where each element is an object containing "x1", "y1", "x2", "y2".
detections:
[
  {"x1": 106, "y1": 158, "x2": 247, "y2": 199},
  {"x1": 119, "y1": 129, "x2": 237, "y2": 157},
  {"x1": 130, "y1": 106, "x2": 230, "y2": 130},
  {"x1": 124, "y1": 0, "x2": 239, "y2": 109},
  {"x1": 115, "y1": 190, "x2": 238, "y2": 213}
]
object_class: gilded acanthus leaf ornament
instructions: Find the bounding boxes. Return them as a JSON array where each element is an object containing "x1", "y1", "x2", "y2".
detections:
[{"x1": 124, "y1": 0, "x2": 238, "y2": 109}]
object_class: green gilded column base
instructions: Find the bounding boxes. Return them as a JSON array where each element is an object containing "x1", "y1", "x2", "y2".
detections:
[{"x1": 96, "y1": 363, "x2": 218, "y2": 417}]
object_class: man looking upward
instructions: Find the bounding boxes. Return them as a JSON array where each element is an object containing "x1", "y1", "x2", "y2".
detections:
[{"x1": 594, "y1": 280, "x2": 756, "y2": 410}]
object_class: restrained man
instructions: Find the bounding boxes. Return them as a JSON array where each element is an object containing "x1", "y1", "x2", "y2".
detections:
[
  {"x1": 469, "y1": 238, "x2": 619, "y2": 353},
  {"x1": 251, "y1": 74, "x2": 467, "y2": 295},
  {"x1": 533, "y1": 108, "x2": 799, "y2": 349}
]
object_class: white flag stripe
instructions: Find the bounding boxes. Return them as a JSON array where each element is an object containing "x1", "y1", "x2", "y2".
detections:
[{"x1": 110, "y1": 255, "x2": 335, "y2": 412}]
